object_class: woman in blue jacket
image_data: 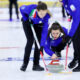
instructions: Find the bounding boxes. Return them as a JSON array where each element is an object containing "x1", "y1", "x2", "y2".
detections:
[
  {"x1": 20, "y1": 1, "x2": 51, "y2": 71},
  {"x1": 59, "y1": 0, "x2": 80, "y2": 72},
  {"x1": 44, "y1": 22, "x2": 68, "y2": 59}
]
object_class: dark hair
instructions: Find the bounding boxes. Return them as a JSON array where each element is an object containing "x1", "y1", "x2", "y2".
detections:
[
  {"x1": 37, "y1": 1, "x2": 47, "y2": 11},
  {"x1": 47, "y1": 22, "x2": 66, "y2": 42}
]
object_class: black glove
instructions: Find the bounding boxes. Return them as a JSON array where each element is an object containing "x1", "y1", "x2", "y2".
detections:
[
  {"x1": 29, "y1": 18, "x2": 34, "y2": 24},
  {"x1": 39, "y1": 46, "x2": 44, "y2": 55},
  {"x1": 55, "y1": 52, "x2": 61, "y2": 57},
  {"x1": 65, "y1": 36, "x2": 72, "y2": 46}
]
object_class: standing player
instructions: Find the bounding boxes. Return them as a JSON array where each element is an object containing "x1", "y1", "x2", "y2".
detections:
[
  {"x1": 9, "y1": 0, "x2": 19, "y2": 21},
  {"x1": 20, "y1": 1, "x2": 51, "y2": 71},
  {"x1": 59, "y1": 0, "x2": 80, "y2": 72}
]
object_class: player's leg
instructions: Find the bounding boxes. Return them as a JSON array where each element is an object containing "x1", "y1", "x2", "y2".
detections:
[
  {"x1": 72, "y1": 23, "x2": 80, "y2": 72},
  {"x1": 9, "y1": 1, "x2": 13, "y2": 21},
  {"x1": 20, "y1": 20, "x2": 34, "y2": 71},
  {"x1": 14, "y1": 0, "x2": 19, "y2": 19},
  {"x1": 33, "y1": 24, "x2": 44, "y2": 71},
  {"x1": 68, "y1": 24, "x2": 80, "y2": 69}
]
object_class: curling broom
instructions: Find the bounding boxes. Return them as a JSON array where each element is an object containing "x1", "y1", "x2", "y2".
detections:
[
  {"x1": 59, "y1": 44, "x2": 72, "y2": 74},
  {"x1": 29, "y1": 20, "x2": 48, "y2": 71}
]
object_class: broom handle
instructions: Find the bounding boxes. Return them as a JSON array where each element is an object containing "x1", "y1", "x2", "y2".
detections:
[
  {"x1": 40, "y1": 51, "x2": 48, "y2": 71},
  {"x1": 65, "y1": 20, "x2": 71, "y2": 70},
  {"x1": 30, "y1": 23, "x2": 48, "y2": 71},
  {"x1": 30, "y1": 24, "x2": 40, "y2": 49},
  {"x1": 65, "y1": 44, "x2": 69, "y2": 70}
]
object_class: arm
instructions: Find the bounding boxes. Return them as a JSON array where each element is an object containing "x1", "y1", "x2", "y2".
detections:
[
  {"x1": 65, "y1": 4, "x2": 80, "y2": 43},
  {"x1": 44, "y1": 38, "x2": 55, "y2": 56},
  {"x1": 65, "y1": 18, "x2": 80, "y2": 45},
  {"x1": 69, "y1": 20, "x2": 80, "y2": 37},
  {"x1": 40, "y1": 22, "x2": 48, "y2": 47},
  {"x1": 66, "y1": 3, "x2": 80, "y2": 37},
  {"x1": 40, "y1": 15, "x2": 50, "y2": 47}
]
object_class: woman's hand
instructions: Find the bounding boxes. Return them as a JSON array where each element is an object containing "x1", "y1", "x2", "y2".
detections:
[{"x1": 51, "y1": 54, "x2": 58, "y2": 59}]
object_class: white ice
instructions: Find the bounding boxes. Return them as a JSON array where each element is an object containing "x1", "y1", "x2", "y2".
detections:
[{"x1": 0, "y1": 7, "x2": 80, "y2": 80}]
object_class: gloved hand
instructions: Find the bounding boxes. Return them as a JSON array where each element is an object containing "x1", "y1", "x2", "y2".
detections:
[
  {"x1": 55, "y1": 52, "x2": 61, "y2": 57},
  {"x1": 29, "y1": 16, "x2": 34, "y2": 24},
  {"x1": 65, "y1": 36, "x2": 72, "y2": 46},
  {"x1": 29, "y1": 16, "x2": 41, "y2": 24},
  {"x1": 39, "y1": 46, "x2": 44, "y2": 56}
]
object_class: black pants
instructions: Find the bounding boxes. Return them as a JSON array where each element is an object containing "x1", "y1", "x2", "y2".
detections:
[
  {"x1": 62, "y1": 5, "x2": 66, "y2": 17},
  {"x1": 72, "y1": 23, "x2": 80, "y2": 64},
  {"x1": 9, "y1": 0, "x2": 19, "y2": 19},
  {"x1": 51, "y1": 42, "x2": 66, "y2": 53},
  {"x1": 22, "y1": 20, "x2": 42, "y2": 66}
]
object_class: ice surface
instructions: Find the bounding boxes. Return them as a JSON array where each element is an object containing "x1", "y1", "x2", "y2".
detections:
[{"x1": 0, "y1": 7, "x2": 79, "y2": 80}]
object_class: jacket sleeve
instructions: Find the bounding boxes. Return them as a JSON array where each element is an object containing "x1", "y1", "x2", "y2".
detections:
[
  {"x1": 40, "y1": 15, "x2": 50, "y2": 47},
  {"x1": 20, "y1": 5, "x2": 37, "y2": 21},
  {"x1": 44, "y1": 38, "x2": 55, "y2": 56},
  {"x1": 69, "y1": 19, "x2": 80, "y2": 37},
  {"x1": 40, "y1": 22, "x2": 48, "y2": 47},
  {"x1": 67, "y1": 2, "x2": 80, "y2": 37}
]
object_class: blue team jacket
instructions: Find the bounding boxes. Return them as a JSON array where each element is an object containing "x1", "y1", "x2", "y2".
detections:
[
  {"x1": 62, "y1": 0, "x2": 80, "y2": 37},
  {"x1": 20, "y1": 4, "x2": 50, "y2": 47},
  {"x1": 44, "y1": 27, "x2": 68, "y2": 56}
]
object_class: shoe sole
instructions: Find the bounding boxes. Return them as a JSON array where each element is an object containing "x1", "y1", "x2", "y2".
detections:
[{"x1": 32, "y1": 69, "x2": 44, "y2": 71}]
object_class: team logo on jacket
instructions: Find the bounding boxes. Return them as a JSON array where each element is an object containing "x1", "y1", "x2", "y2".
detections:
[
  {"x1": 29, "y1": 9, "x2": 37, "y2": 18},
  {"x1": 39, "y1": 21, "x2": 42, "y2": 24},
  {"x1": 70, "y1": 5, "x2": 76, "y2": 11}
]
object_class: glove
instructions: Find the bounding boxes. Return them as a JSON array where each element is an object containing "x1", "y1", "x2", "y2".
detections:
[
  {"x1": 55, "y1": 52, "x2": 61, "y2": 57},
  {"x1": 65, "y1": 36, "x2": 72, "y2": 46},
  {"x1": 68, "y1": 38, "x2": 72, "y2": 46},
  {"x1": 29, "y1": 16, "x2": 41, "y2": 24},
  {"x1": 29, "y1": 17, "x2": 34, "y2": 24},
  {"x1": 39, "y1": 46, "x2": 44, "y2": 56}
]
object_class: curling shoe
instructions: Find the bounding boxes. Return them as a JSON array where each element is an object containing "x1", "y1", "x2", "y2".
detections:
[
  {"x1": 32, "y1": 65, "x2": 44, "y2": 71},
  {"x1": 73, "y1": 65, "x2": 80, "y2": 72},
  {"x1": 20, "y1": 64, "x2": 27, "y2": 71},
  {"x1": 68, "y1": 59, "x2": 78, "y2": 69}
]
